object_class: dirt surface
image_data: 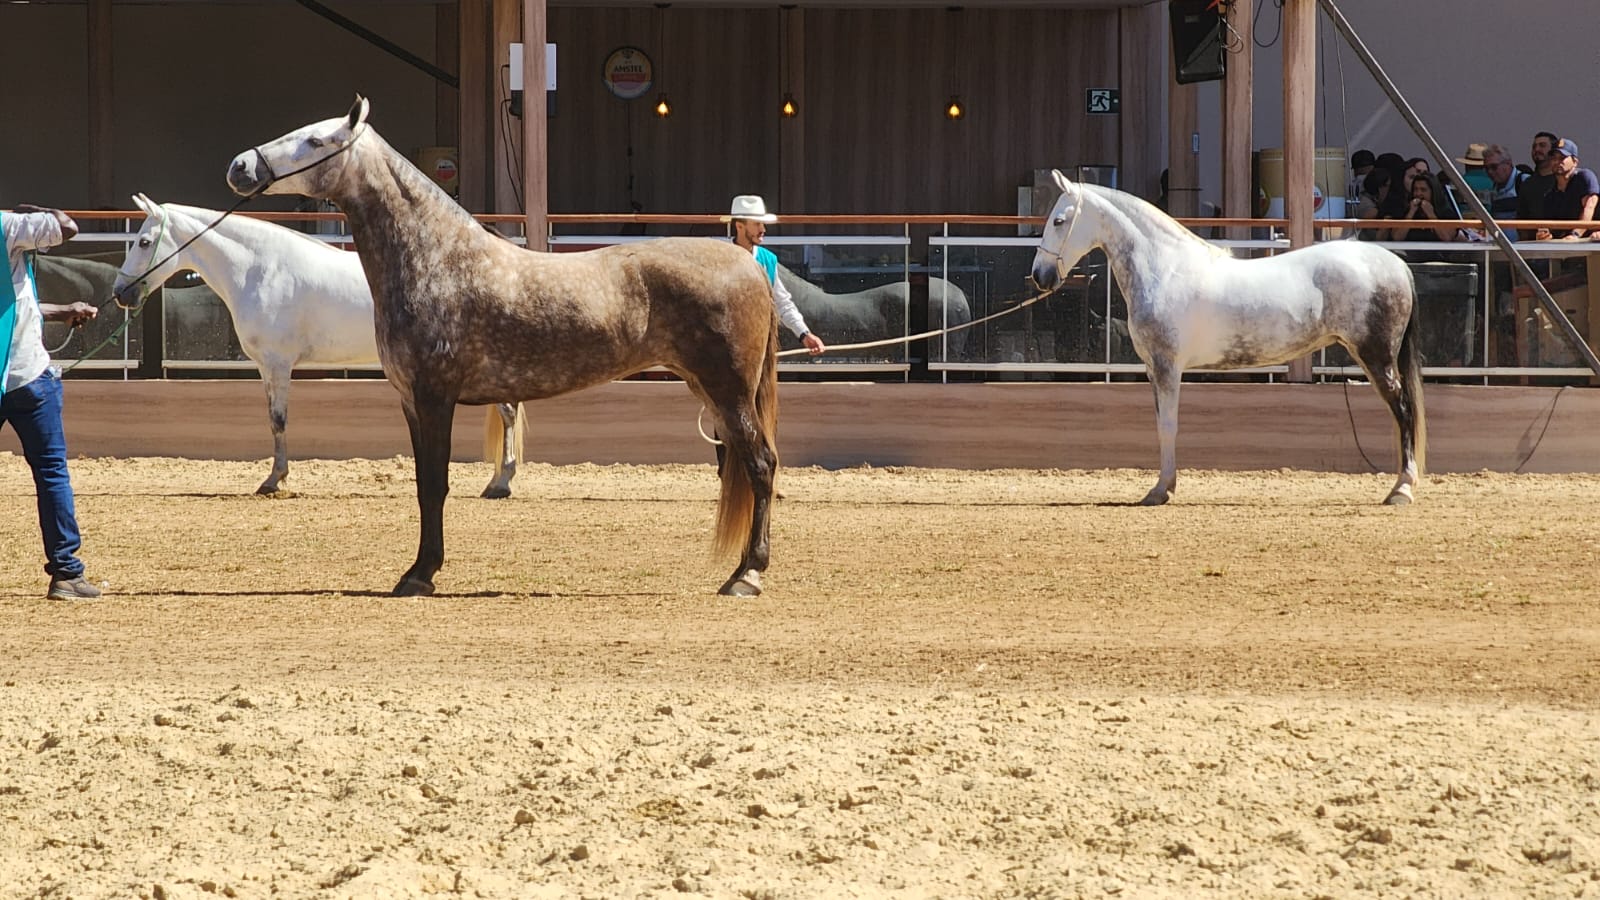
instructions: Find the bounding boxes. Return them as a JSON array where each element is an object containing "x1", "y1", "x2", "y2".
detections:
[{"x1": 1, "y1": 456, "x2": 1597, "y2": 899}]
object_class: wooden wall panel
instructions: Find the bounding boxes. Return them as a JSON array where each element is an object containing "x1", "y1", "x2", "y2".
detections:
[{"x1": 542, "y1": 6, "x2": 1123, "y2": 217}]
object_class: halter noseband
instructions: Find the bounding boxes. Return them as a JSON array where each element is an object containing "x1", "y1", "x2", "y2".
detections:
[{"x1": 113, "y1": 206, "x2": 170, "y2": 310}]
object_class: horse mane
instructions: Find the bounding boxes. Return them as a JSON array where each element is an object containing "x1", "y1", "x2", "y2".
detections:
[
  {"x1": 164, "y1": 202, "x2": 350, "y2": 258},
  {"x1": 1081, "y1": 183, "x2": 1231, "y2": 259},
  {"x1": 370, "y1": 130, "x2": 485, "y2": 234}
]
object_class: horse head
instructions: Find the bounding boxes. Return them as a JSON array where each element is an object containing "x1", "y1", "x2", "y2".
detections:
[
  {"x1": 112, "y1": 193, "x2": 181, "y2": 309},
  {"x1": 1029, "y1": 169, "x2": 1092, "y2": 292},
  {"x1": 227, "y1": 95, "x2": 370, "y2": 200}
]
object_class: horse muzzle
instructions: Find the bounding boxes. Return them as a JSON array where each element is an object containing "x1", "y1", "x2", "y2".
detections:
[
  {"x1": 111, "y1": 279, "x2": 143, "y2": 311},
  {"x1": 1029, "y1": 262, "x2": 1060, "y2": 293},
  {"x1": 226, "y1": 150, "x2": 272, "y2": 197}
]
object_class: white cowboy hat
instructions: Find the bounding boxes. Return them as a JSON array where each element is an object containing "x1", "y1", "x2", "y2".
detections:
[{"x1": 722, "y1": 194, "x2": 777, "y2": 223}]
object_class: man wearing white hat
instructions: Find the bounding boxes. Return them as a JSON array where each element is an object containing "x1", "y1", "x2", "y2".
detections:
[{"x1": 723, "y1": 195, "x2": 826, "y2": 356}]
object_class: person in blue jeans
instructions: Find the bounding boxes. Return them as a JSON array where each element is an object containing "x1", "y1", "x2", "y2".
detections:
[{"x1": 2, "y1": 204, "x2": 102, "y2": 601}]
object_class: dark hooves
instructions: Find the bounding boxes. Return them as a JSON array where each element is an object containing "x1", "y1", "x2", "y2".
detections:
[
  {"x1": 392, "y1": 576, "x2": 436, "y2": 597},
  {"x1": 718, "y1": 571, "x2": 763, "y2": 597},
  {"x1": 480, "y1": 485, "x2": 512, "y2": 500}
]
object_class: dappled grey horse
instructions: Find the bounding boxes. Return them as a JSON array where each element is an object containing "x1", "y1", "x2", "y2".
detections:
[{"x1": 227, "y1": 97, "x2": 781, "y2": 597}]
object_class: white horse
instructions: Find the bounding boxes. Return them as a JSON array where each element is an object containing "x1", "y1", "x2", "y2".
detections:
[
  {"x1": 111, "y1": 195, "x2": 525, "y2": 497},
  {"x1": 780, "y1": 264, "x2": 973, "y2": 358},
  {"x1": 1030, "y1": 170, "x2": 1425, "y2": 505}
]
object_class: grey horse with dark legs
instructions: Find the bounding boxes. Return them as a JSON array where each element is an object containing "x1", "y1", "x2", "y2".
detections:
[
  {"x1": 1030, "y1": 170, "x2": 1425, "y2": 505},
  {"x1": 227, "y1": 97, "x2": 780, "y2": 596}
]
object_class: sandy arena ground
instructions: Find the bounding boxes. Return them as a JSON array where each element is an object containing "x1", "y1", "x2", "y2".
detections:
[{"x1": 1, "y1": 456, "x2": 1597, "y2": 899}]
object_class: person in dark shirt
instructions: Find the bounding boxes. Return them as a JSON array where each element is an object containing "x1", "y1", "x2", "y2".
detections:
[
  {"x1": 1536, "y1": 139, "x2": 1600, "y2": 240},
  {"x1": 1516, "y1": 131, "x2": 1561, "y2": 240}
]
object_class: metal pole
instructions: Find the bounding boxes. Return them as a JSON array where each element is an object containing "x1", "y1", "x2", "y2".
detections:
[{"x1": 1318, "y1": 0, "x2": 1600, "y2": 375}]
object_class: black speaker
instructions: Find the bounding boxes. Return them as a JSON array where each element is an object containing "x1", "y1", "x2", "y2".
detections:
[{"x1": 1170, "y1": 0, "x2": 1226, "y2": 85}]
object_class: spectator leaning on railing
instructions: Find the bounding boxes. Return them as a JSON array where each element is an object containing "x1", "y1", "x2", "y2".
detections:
[
  {"x1": 1536, "y1": 139, "x2": 1600, "y2": 240},
  {"x1": 1517, "y1": 131, "x2": 1561, "y2": 240}
]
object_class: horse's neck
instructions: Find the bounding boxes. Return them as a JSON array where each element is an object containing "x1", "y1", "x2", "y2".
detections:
[
  {"x1": 335, "y1": 134, "x2": 485, "y2": 284},
  {"x1": 164, "y1": 207, "x2": 263, "y2": 307},
  {"x1": 1084, "y1": 189, "x2": 1205, "y2": 307}
]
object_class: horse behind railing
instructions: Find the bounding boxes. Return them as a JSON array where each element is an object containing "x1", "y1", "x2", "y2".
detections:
[
  {"x1": 780, "y1": 263, "x2": 973, "y2": 358},
  {"x1": 227, "y1": 96, "x2": 780, "y2": 597},
  {"x1": 1030, "y1": 169, "x2": 1425, "y2": 505},
  {"x1": 112, "y1": 196, "x2": 525, "y2": 497}
]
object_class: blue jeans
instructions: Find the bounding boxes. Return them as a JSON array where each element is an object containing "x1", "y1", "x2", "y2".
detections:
[{"x1": 0, "y1": 370, "x2": 85, "y2": 579}]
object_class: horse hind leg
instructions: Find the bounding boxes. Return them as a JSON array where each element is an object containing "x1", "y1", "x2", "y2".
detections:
[
  {"x1": 1354, "y1": 336, "x2": 1423, "y2": 506},
  {"x1": 715, "y1": 414, "x2": 776, "y2": 597},
  {"x1": 257, "y1": 365, "x2": 292, "y2": 495},
  {"x1": 479, "y1": 402, "x2": 523, "y2": 499}
]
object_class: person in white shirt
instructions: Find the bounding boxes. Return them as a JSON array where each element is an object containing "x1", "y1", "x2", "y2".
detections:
[
  {"x1": 2, "y1": 204, "x2": 102, "y2": 601},
  {"x1": 722, "y1": 195, "x2": 826, "y2": 356}
]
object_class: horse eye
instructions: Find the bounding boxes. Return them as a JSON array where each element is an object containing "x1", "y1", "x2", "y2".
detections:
[
  {"x1": 308, "y1": 137, "x2": 325, "y2": 149},
  {"x1": 138, "y1": 236, "x2": 151, "y2": 247},
  {"x1": 1053, "y1": 215, "x2": 1066, "y2": 226}
]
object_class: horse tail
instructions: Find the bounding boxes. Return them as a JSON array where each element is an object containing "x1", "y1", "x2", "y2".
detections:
[
  {"x1": 482, "y1": 403, "x2": 526, "y2": 471},
  {"x1": 1398, "y1": 273, "x2": 1427, "y2": 476},
  {"x1": 711, "y1": 315, "x2": 780, "y2": 560}
]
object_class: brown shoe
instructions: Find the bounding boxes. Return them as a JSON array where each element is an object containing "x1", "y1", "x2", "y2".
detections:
[{"x1": 47, "y1": 576, "x2": 102, "y2": 602}]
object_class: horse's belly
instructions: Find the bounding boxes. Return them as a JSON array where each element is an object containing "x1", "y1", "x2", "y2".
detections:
[{"x1": 1175, "y1": 306, "x2": 1330, "y2": 369}]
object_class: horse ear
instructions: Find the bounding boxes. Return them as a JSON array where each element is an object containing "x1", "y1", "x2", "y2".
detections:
[
  {"x1": 348, "y1": 94, "x2": 370, "y2": 130},
  {"x1": 1052, "y1": 169, "x2": 1073, "y2": 193}
]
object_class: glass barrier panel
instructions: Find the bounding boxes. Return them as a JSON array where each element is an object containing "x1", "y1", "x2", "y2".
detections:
[
  {"x1": 161, "y1": 278, "x2": 249, "y2": 364},
  {"x1": 930, "y1": 239, "x2": 1119, "y2": 368},
  {"x1": 768, "y1": 237, "x2": 910, "y2": 366},
  {"x1": 35, "y1": 232, "x2": 140, "y2": 370}
]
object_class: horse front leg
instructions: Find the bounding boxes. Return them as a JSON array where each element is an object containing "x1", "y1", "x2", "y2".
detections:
[
  {"x1": 257, "y1": 364, "x2": 292, "y2": 495},
  {"x1": 395, "y1": 394, "x2": 456, "y2": 596},
  {"x1": 1142, "y1": 360, "x2": 1182, "y2": 506}
]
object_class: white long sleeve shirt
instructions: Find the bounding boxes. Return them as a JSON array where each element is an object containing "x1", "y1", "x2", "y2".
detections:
[{"x1": 2, "y1": 211, "x2": 62, "y2": 393}]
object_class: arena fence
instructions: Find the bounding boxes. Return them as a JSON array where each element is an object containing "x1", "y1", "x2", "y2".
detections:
[{"x1": 39, "y1": 211, "x2": 1600, "y2": 386}]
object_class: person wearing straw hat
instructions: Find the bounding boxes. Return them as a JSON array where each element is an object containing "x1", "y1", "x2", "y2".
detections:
[
  {"x1": 2, "y1": 204, "x2": 101, "y2": 601},
  {"x1": 722, "y1": 195, "x2": 825, "y2": 356},
  {"x1": 1455, "y1": 143, "x2": 1493, "y2": 198}
]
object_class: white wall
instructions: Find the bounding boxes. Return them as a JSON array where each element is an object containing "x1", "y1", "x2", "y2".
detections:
[{"x1": 1194, "y1": 0, "x2": 1600, "y2": 211}]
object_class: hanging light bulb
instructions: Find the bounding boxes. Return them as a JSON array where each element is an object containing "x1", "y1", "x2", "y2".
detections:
[
  {"x1": 781, "y1": 92, "x2": 798, "y2": 118},
  {"x1": 945, "y1": 95, "x2": 965, "y2": 120},
  {"x1": 655, "y1": 93, "x2": 673, "y2": 117}
]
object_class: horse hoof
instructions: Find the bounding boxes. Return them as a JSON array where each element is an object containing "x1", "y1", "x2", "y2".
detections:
[
  {"x1": 256, "y1": 483, "x2": 281, "y2": 496},
  {"x1": 1383, "y1": 490, "x2": 1413, "y2": 506},
  {"x1": 392, "y1": 576, "x2": 436, "y2": 597},
  {"x1": 1138, "y1": 490, "x2": 1171, "y2": 506},
  {"x1": 480, "y1": 485, "x2": 512, "y2": 500},
  {"x1": 719, "y1": 571, "x2": 763, "y2": 597}
]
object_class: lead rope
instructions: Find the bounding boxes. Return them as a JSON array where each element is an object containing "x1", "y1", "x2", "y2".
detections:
[{"x1": 699, "y1": 285, "x2": 1057, "y2": 444}]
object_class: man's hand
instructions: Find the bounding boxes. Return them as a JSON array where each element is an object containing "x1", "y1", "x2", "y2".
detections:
[
  {"x1": 801, "y1": 332, "x2": 826, "y2": 356},
  {"x1": 42, "y1": 302, "x2": 98, "y2": 328}
]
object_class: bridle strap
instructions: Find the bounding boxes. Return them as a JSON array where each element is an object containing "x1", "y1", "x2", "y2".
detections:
[
  {"x1": 1038, "y1": 183, "x2": 1084, "y2": 282},
  {"x1": 245, "y1": 122, "x2": 369, "y2": 198}
]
